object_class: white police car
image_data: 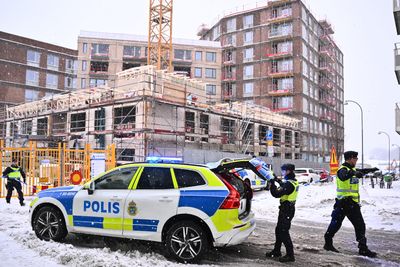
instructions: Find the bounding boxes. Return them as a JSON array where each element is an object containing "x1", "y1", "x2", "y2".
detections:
[{"x1": 30, "y1": 158, "x2": 272, "y2": 263}]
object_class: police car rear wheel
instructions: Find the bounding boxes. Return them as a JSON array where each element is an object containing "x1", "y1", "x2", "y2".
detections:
[
  {"x1": 166, "y1": 221, "x2": 208, "y2": 263},
  {"x1": 33, "y1": 206, "x2": 67, "y2": 241}
]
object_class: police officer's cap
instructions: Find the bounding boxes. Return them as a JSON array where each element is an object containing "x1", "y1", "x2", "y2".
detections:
[
  {"x1": 344, "y1": 151, "x2": 358, "y2": 160},
  {"x1": 281, "y1": 163, "x2": 295, "y2": 171}
]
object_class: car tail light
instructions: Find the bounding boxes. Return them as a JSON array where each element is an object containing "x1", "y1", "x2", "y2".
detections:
[
  {"x1": 303, "y1": 173, "x2": 309, "y2": 176},
  {"x1": 220, "y1": 178, "x2": 240, "y2": 209}
]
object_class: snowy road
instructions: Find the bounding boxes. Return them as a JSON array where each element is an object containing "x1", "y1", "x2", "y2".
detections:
[{"x1": 1, "y1": 181, "x2": 400, "y2": 266}]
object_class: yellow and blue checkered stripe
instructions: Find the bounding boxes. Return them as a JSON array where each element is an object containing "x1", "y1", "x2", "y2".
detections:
[{"x1": 72, "y1": 216, "x2": 159, "y2": 232}]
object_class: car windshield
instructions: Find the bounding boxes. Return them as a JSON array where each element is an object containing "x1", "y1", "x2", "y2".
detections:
[{"x1": 294, "y1": 169, "x2": 307, "y2": 174}]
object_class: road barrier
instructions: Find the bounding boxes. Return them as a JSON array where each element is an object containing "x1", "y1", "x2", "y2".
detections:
[{"x1": 0, "y1": 140, "x2": 115, "y2": 197}]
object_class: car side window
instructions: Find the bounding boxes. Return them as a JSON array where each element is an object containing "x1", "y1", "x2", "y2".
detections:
[
  {"x1": 95, "y1": 167, "x2": 138, "y2": 190},
  {"x1": 136, "y1": 167, "x2": 174, "y2": 189},
  {"x1": 174, "y1": 169, "x2": 206, "y2": 188}
]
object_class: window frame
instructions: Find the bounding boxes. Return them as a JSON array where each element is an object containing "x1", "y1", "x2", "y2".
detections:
[
  {"x1": 172, "y1": 168, "x2": 207, "y2": 188},
  {"x1": 135, "y1": 167, "x2": 175, "y2": 190},
  {"x1": 94, "y1": 167, "x2": 138, "y2": 190}
]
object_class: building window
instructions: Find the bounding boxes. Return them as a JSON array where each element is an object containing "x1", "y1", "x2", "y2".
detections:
[
  {"x1": 227, "y1": 18, "x2": 236, "y2": 32},
  {"x1": 244, "y1": 48, "x2": 253, "y2": 62},
  {"x1": 123, "y1": 46, "x2": 141, "y2": 58},
  {"x1": 70, "y1": 112, "x2": 86, "y2": 132},
  {"x1": 47, "y1": 54, "x2": 59, "y2": 71},
  {"x1": 206, "y1": 84, "x2": 216, "y2": 95},
  {"x1": 81, "y1": 78, "x2": 86, "y2": 89},
  {"x1": 200, "y1": 114, "x2": 209, "y2": 135},
  {"x1": 114, "y1": 106, "x2": 136, "y2": 130},
  {"x1": 194, "y1": 67, "x2": 202, "y2": 78},
  {"x1": 66, "y1": 59, "x2": 77, "y2": 73},
  {"x1": 90, "y1": 61, "x2": 109, "y2": 73},
  {"x1": 205, "y1": 68, "x2": 216, "y2": 79},
  {"x1": 89, "y1": 78, "x2": 106, "y2": 88},
  {"x1": 117, "y1": 149, "x2": 135, "y2": 162},
  {"x1": 95, "y1": 108, "x2": 106, "y2": 131},
  {"x1": 82, "y1": 43, "x2": 88, "y2": 54},
  {"x1": 221, "y1": 118, "x2": 235, "y2": 144},
  {"x1": 243, "y1": 14, "x2": 254, "y2": 28},
  {"x1": 273, "y1": 96, "x2": 293, "y2": 110},
  {"x1": 27, "y1": 50, "x2": 40, "y2": 67},
  {"x1": 44, "y1": 92, "x2": 54, "y2": 99},
  {"x1": 82, "y1": 60, "x2": 87, "y2": 71},
  {"x1": 37, "y1": 117, "x2": 48, "y2": 136},
  {"x1": 244, "y1": 31, "x2": 253, "y2": 44},
  {"x1": 65, "y1": 76, "x2": 76, "y2": 89},
  {"x1": 243, "y1": 65, "x2": 253, "y2": 79},
  {"x1": 243, "y1": 82, "x2": 253, "y2": 96},
  {"x1": 195, "y1": 51, "x2": 202, "y2": 61},
  {"x1": 26, "y1": 70, "x2": 39, "y2": 86},
  {"x1": 21, "y1": 120, "x2": 32, "y2": 135},
  {"x1": 46, "y1": 73, "x2": 58, "y2": 89},
  {"x1": 91, "y1": 44, "x2": 109, "y2": 56},
  {"x1": 185, "y1": 111, "x2": 195, "y2": 134},
  {"x1": 123, "y1": 62, "x2": 141, "y2": 70},
  {"x1": 206, "y1": 52, "x2": 216, "y2": 62},
  {"x1": 174, "y1": 49, "x2": 192, "y2": 60},
  {"x1": 25, "y1": 89, "x2": 39, "y2": 102}
]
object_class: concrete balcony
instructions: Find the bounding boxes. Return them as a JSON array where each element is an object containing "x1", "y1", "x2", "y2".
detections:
[
  {"x1": 395, "y1": 43, "x2": 400, "y2": 84},
  {"x1": 394, "y1": 0, "x2": 400, "y2": 35}
]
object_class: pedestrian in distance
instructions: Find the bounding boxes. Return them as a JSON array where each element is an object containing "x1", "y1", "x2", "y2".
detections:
[
  {"x1": 324, "y1": 151, "x2": 378, "y2": 257},
  {"x1": 266, "y1": 163, "x2": 299, "y2": 263},
  {"x1": 2, "y1": 158, "x2": 26, "y2": 206}
]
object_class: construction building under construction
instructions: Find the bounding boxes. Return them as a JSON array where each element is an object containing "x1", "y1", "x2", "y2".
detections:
[{"x1": 3, "y1": 65, "x2": 300, "y2": 164}]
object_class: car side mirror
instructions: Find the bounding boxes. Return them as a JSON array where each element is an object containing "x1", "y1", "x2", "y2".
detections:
[{"x1": 88, "y1": 181, "x2": 95, "y2": 195}]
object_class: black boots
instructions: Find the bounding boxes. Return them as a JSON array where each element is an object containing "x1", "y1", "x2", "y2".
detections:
[
  {"x1": 279, "y1": 254, "x2": 295, "y2": 263},
  {"x1": 359, "y1": 248, "x2": 377, "y2": 258},
  {"x1": 324, "y1": 236, "x2": 340, "y2": 253},
  {"x1": 266, "y1": 250, "x2": 295, "y2": 262},
  {"x1": 265, "y1": 250, "x2": 282, "y2": 258}
]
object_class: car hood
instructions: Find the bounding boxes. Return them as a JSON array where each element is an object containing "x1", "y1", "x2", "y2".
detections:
[
  {"x1": 38, "y1": 185, "x2": 82, "y2": 197},
  {"x1": 208, "y1": 158, "x2": 273, "y2": 181}
]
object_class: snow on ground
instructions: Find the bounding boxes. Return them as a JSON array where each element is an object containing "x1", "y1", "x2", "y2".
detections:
[
  {"x1": 1, "y1": 180, "x2": 399, "y2": 267},
  {"x1": 0, "y1": 199, "x2": 212, "y2": 267},
  {"x1": 253, "y1": 180, "x2": 400, "y2": 231}
]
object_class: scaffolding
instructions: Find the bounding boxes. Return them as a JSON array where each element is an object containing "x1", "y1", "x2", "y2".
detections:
[{"x1": 3, "y1": 66, "x2": 299, "y2": 162}]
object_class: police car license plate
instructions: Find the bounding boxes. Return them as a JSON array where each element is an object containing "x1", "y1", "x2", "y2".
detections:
[{"x1": 239, "y1": 198, "x2": 247, "y2": 214}]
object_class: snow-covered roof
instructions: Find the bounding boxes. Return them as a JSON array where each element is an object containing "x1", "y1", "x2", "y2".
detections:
[{"x1": 79, "y1": 30, "x2": 221, "y2": 48}]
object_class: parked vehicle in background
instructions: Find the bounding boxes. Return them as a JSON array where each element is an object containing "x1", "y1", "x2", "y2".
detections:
[
  {"x1": 294, "y1": 168, "x2": 320, "y2": 184},
  {"x1": 314, "y1": 168, "x2": 333, "y2": 182}
]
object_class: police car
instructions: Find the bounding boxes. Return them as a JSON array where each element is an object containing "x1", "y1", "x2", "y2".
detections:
[{"x1": 29, "y1": 158, "x2": 271, "y2": 263}]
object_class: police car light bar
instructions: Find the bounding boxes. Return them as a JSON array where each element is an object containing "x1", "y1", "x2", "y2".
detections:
[{"x1": 146, "y1": 156, "x2": 183, "y2": 163}]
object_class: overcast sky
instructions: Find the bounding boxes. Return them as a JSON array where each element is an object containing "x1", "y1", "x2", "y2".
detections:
[{"x1": 1, "y1": 0, "x2": 399, "y2": 162}]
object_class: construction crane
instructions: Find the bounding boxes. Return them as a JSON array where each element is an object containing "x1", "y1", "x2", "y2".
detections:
[{"x1": 147, "y1": 0, "x2": 173, "y2": 72}]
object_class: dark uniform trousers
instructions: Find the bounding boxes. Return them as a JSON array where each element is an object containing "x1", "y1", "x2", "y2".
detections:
[
  {"x1": 274, "y1": 201, "x2": 295, "y2": 255},
  {"x1": 325, "y1": 198, "x2": 367, "y2": 248},
  {"x1": 6, "y1": 179, "x2": 24, "y2": 204}
]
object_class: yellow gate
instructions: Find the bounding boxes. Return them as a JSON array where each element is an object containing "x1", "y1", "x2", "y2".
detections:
[{"x1": 0, "y1": 140, "x2": 115, "y2": 198}]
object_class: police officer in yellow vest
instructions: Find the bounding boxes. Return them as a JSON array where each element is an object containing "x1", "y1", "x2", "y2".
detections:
[
  {"x1": 324, "y1": 151, "x2": 377, "y2": 258},
  {"x1": 2, "y1": 158, "x2": 26, "y2": 206},
  {"x1": 266, "y1": 164, "x2": 299, "y2": 263}
]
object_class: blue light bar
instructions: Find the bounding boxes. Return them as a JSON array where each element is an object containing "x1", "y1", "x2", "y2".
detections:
[{"x1": 146, "y1": 156, "x2": 183, "y2": 163}]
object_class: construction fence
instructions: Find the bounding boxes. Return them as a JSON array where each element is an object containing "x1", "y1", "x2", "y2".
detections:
[{"x1": 0, "y1": 140, "x2": 115, "y2": 198}]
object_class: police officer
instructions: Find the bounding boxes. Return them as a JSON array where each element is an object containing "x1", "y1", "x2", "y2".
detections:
[
  {"x1": 3, "y1": 158, "x2": 26, "y2": 206},
  {"x1": 266, "y1": 163, "x2": 299, "y2": 263},
  {"x1": 324, "y1": 151, "x2": 377, "y2": 257}
]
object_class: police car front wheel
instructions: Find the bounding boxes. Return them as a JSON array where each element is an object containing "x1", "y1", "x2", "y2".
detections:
[
  {"x1": 166, "y1": 221, "x2": 209, "y2": 263},
  {"x1": 33, "y1": 206, "x2": 67, "y2": 241}
]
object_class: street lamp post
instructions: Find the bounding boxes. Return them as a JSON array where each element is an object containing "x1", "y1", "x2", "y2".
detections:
[
  {"x1": 378, "y1": 131, "x2": 391, "y2": 173},
  {"x1": 392, "y1": 144, "x2": 400, "y2": 176},
  {"x1": 344, "y1": 100, "x2": 364, "y2": 171}
]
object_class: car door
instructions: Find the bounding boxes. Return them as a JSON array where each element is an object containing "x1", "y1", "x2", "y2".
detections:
[
  {"x1": 72, "y1": 167, "x2": 138, "y2": 236},
  {"x1": 122, "y1": 166, "x2": 179, "y2": 241}
]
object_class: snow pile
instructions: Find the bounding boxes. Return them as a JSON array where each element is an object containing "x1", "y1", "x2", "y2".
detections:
[
  {"x1": 252, "y1": 180, "x2": 400, "y2": 231},
  {"x1": 0, "y1": 200, "x2": 211, "y2": 267}
]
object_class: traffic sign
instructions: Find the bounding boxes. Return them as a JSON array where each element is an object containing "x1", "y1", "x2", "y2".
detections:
[
  {"x1": 266, "y1": 130, "x2": 273, "y2": 141},
  {"x1": 329, "y1": 146, "x2": 339, "y2": 175}
]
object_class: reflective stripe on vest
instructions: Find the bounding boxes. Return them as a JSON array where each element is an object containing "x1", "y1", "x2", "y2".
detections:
[
  {"x1": 336, "y1": 165, "x2": 359, "y2": 203},
  {"x1": 8, "y1": 167, "x2": 21, "y2": 180},
  {"x1": 280, "y1": 180, "x2": 299, "y2": 203}
]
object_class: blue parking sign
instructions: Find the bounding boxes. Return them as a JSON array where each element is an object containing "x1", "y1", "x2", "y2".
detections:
[{"x1": 266, "y1": 130, "x2": 273, "y2": 140}]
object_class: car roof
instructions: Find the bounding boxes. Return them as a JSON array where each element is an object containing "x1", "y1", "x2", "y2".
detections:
[{"x1": 118, "y1": 162, "x2": 208, "y2": 168}]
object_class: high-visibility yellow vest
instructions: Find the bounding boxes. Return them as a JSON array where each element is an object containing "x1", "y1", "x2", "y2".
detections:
[
  {"x1": 280, "y1": 180, "x2": 299, "y2": 203},
  {"x1": 336, "y1": 165, "x2": 359, "y2": 203},
  {"x1": 8, "y1": 167, "x2": 21, "y2": 180}
]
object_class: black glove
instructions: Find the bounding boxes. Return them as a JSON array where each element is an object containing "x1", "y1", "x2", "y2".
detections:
[
  {"x1": 372, "y1": 167, "x2": 379, "y2": 172},
  {"x1": 355, "y1": 171, "x2": 363, "y2": 178}
]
